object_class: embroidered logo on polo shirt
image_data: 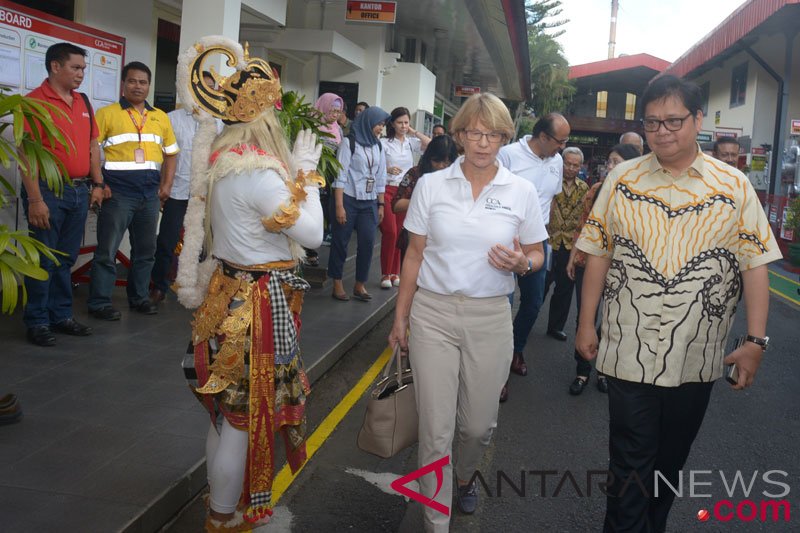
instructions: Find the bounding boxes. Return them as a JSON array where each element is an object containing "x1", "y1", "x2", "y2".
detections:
[{"x1": 484, "y1": 197, "x2": 510, "y2": 212}]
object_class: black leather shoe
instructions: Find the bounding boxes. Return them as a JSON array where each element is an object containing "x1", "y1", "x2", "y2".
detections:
[
  {"x1": 499, "y1": 382, "x2": 509, "y2": 403},
  {"x1": 597, "y1": 375, "x2": 609, "y2": 393},
  {"x1": 547, "y1": 329, "x2": 568, "y2": 341},
  {"x1": 27, "y1": 325, "x2": 56, "y2": 346},
  {"x1": 509, "y1": 351, "x2": 528, "y2": 376},
  {"x1": 569, "y1": 376, "x2": 588, "y2": 396},
  {"x1": 52, "y1": 318, "x2": 92, "y2": 336},
  {"x1": 89, "y1": 306, "x2": 122, "y2": 321},
  {"x1": 130, "y1": 300, "x2": 158, "y2": 315}
]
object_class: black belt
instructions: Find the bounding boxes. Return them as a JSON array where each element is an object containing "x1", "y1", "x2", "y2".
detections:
[{"x1": 69, "y1": 178, "x2": 90, "y2": 187}]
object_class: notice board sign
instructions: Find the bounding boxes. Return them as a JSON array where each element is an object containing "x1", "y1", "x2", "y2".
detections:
[
  {"x1": 455, "y1": 85, "x2": 480, "y2": 97},
  {"x1": 346, "y1": 2, "x2": 397, "y2": 23},
  {"x1": 0, "y1": 0, "x2": 125, "y2": 249}
]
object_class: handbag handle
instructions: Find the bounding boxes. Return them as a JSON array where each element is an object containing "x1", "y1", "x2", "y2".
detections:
[{"x1": 376, "y1": 344, "x2": 411, "y2": 389}]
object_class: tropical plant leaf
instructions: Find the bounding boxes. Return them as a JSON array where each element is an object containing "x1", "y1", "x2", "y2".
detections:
[
  {"x1": 0, "y1": 261, "x2": 20, "y2": 313},
  {"x1": 0, "y1": 253, "x2": 48, "y2": 280},
  {"x1": 0, "y1": 91, "x2": 68, "y2": 313}
]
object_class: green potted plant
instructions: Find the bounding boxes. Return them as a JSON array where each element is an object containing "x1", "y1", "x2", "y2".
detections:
[
  {"x1": 276, "y1": 90, "x2": 341, "y2": 181},
  {"x1": 0, "y1": 90, "x2": 67, "y2": 313},
  {"x1": 785, "y1": 196, "x2": 800, "y2": 266}
]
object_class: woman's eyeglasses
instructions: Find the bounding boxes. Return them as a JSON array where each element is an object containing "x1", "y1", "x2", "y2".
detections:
[{"x1": 463, "y1": 130, "x2": 505, "y2": 143}]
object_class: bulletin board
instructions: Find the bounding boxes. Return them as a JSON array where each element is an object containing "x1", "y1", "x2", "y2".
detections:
[{"x1": 0, "y1": 0, "x2": 125, "y2": 251}]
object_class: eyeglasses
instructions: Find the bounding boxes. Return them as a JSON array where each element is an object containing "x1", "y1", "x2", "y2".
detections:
[
  {"x1": 642, "y1": 112, "x2": 693, "y2": 132},
  {"x1": 463, "y1": 129, "x2": 506, "y2": 143},
  {"x1": 544, "y1": 132, "x2": 570, "y2": 145}
]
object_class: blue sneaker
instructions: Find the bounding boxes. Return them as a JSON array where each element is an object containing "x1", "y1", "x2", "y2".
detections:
[{"x1": 456, "y1": 481, "x2": 478, "y2": 514}]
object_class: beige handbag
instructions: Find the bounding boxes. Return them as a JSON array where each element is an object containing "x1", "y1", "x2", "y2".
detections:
[{"x1": 357, "y1": 345, "x2": 418, "y2": 458}]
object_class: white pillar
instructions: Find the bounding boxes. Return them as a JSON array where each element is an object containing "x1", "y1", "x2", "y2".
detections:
[{"x1": 178, "y1": 0, "x2": 242, "y2": 89}]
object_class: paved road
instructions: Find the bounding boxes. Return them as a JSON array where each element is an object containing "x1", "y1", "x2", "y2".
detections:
[{"x1": 167, "y1": 288, "x2": 800, "y2": 532}]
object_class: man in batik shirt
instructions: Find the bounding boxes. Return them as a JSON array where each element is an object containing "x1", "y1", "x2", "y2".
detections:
[{"x1": 576, "y1": 75, "x2": 781, "y2": 532}]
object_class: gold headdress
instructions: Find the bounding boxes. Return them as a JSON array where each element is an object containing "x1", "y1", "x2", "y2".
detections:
[{"x1": 187, "y1": 41, "x2": 281, "y2": 124}]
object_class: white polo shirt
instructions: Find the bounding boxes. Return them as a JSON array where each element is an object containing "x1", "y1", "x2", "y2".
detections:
[
  {"x1": 497, "y1": 135, "x2": 563, "y2": 223},
  {"x1": 381, "y1": 136, "x2": 422, "y2": 186},
  {"x1": 404, "y1": 156, "x2": 548, "y2": 298},
  {"x1": 167, "y1": 109, "x2": 223, "y2": 200}
]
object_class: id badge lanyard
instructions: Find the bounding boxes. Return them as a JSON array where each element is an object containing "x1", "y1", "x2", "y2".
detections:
[
  {"x1": 127, "y1": 108, "x2": 147, "y2": 164},
  {"x1": 363, "y1": 145, "x2": 375, "y2": 194}
]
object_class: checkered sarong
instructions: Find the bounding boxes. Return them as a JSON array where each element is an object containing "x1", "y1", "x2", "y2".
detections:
[{"x1": 268, "y1": 270, "x2": 310, "y2": 365}]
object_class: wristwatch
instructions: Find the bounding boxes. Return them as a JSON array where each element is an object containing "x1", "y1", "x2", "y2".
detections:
[
  {"x1": 91, "y1": 182, "x2": 106, "y2": 190},
  {"x1": 745, "y1": 335, "x2": 769, "y2": 351},
  {"x1": 520, "y1": 257, "x2": 534, "y2": 276}
]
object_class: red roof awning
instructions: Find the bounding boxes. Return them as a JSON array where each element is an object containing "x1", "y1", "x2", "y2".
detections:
[
  {"x1": 569, "y1": 53, "x2": 670, "y2": 80},
  {"x1": 666, "y1": 0, "x2": 800, "y2": 78}
]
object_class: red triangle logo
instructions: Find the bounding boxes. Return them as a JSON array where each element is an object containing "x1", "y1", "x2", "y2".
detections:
[{"x1": 390, "y1": 455, "x2": 451, "y2": 516}]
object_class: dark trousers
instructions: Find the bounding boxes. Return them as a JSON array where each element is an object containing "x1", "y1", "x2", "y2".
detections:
[
  {"x1": 543, "y1": 244, "x2": 575, "y2": 332},
  {"x1": 21, "y1": 182, "x2": 89, "y2": 327},
  {"x1": 604, "y1": 377, "x2": 714, "y2": 533},
  {"x1": 88, "y1": 193, "x2": 160, "y2": 310},
  {"x1": 512, "y1": 243, "x2": 549, "y2": 353},
  {"x1": 151, "y1": 198, "x2": 188, "y2": 293},
  {"x1": 327, "y1": 193, "x2": 378, "y2": 282}
]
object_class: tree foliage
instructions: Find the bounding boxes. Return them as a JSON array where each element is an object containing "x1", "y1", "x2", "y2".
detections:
[{"x1": 525, "y1": 1, "x2": 575, "y2": 117}]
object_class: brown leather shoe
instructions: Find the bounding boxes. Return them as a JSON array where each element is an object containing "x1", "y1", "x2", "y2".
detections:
[
  {"x1": 509, "y1": 351, "x2": 527, "y2": 376},
  {"x1": 0, "y1": 393, "x2": 23, "y2": 425},
  {"x1": 149, "y1": 288, "x2": 166, "y2": 303},
  {"x1": 499, "y1": 382, "x2": 509, "y2": 403}
]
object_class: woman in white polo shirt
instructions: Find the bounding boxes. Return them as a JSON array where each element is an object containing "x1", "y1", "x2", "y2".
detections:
[
  {"x1": 379, "y1": 107, "x2": 431, "y2": 288},
  {"x1": 388, "y1": 93, "x2": 547, "y2": 532}
]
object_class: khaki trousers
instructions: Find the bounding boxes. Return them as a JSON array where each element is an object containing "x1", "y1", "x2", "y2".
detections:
[{"x1": 409, "y1": 289, "x2": 513, "y2": 532}]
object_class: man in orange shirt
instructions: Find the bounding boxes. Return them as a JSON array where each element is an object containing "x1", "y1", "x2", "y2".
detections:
[{"x1": 21, "y1": 42, "x2": 105, "y2": 346}]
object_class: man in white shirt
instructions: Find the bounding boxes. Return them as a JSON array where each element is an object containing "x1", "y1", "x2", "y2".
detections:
[
  {"x1": 150, "y1": 71, "x2": 221, "y2": 303},
  {"x1": 496, "y1": 112, "x2": 570, "y2": 401}
]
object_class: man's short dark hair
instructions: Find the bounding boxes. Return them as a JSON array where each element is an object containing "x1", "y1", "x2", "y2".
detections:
[
  {"x1": 356, "y1": 101, "x2": 369, "y2": 109},
  {"x1": 641, "y1": 74, "x2": 703, "y2": 116},
  {"x1": 122, "y1": 61, "x2": 152, "y2": 83},
  {"x1": 45, "y1": 42, "x2": 87, "y2": 74},
  {"x1": 531, "y1": 112, "x2": 565, "y2": 138},
  {"x1": 713, "y1": 137, "x2": 740, "y2": 152},
  {"x1": 433, "y1": 124, "x2": 446, "y2": 132}
]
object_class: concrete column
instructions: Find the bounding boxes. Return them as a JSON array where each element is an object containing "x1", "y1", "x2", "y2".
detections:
[{"x1": 178, "y1": 0, "x2": 242, "y2": 83}]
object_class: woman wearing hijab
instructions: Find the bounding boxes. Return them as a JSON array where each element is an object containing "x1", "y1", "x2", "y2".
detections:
[
  {"x1": 327, "y1": 106, "x2": 391, "y2": 301},
  {"x1": 315, "y1": 92, "x2": 344, "y2": 149},
  {"x1": 313, "y1": 92, "x2": 345, "y2": 251}
]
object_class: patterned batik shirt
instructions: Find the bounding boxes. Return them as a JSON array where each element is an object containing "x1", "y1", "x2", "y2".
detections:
[
  {"x1": 576, "y1": 149, "x2": 782, "y2": 387},
  {"x1": 548, "y1": 177, "x2": 589, "y2": 250}
]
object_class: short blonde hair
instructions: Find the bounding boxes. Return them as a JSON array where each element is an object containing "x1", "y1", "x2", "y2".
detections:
[{"x1": 449, "y1": 93, "x2": 515, "y2": 143}]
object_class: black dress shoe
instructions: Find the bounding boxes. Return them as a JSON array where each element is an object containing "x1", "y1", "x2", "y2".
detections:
[
  {"x1": 547, "y1": 329, "x2": 568, "y2": 341},
  {"x1": 89, "y1": 306, "x2": 122, "y2": 321},
  {"x1": 27, "y1": 325, "x2": 56, "y2": 346},
  {"x1": 597, "y1": 375, "x2": 609, "y2": 393},
  {"x1": 130, "y1": 300, "x2": 158, "y2": 315},
  {"x1": 499, "y1": 382, "x2": 509, "y2": 403},
  {"x1": 52, "y1": 318, "x2": 92, "y2": 336},
  {"x1": 509, "y1": 351, "x2": 528, "y2": 376},
  {"x1": 569, "y1": 376, "x2": 588, "y2": 396}
]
